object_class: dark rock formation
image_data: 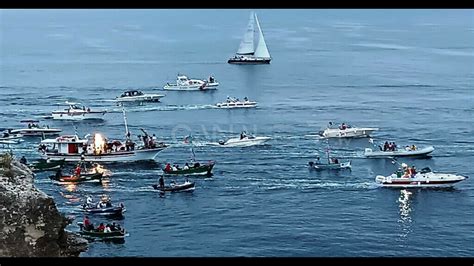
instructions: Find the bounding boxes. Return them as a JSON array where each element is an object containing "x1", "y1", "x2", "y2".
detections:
[{"x1": 0, "y1": 154, "x2": 88, "y2": 257}]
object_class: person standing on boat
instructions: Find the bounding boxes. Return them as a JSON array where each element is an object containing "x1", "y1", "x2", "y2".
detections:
[
  {"x1": 159, "y1": 175, "x2": 165, "y2": 189},
  {"x1": 20, "y1": 156, "x2": 27, "y2": 165},
  {"x1": 316, "y1": 157, "x2": 320, "y2": 164}
]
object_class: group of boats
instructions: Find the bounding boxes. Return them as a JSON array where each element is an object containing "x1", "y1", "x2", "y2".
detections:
[
  {"x1": 308, "y1": 122, "x2": 467, "y2": 188},
  {"x1": 4, "y1": 12, "x2": 468, "y2": 244}
]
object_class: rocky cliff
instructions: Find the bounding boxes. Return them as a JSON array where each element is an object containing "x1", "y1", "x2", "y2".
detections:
[{"x1": 0, "y1": 153, "x2": 88, "y2": 257}]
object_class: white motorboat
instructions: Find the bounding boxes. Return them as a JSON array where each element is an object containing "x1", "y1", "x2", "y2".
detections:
[
  {"x1": 163, "y1": 74, "x2": 219, "y2": 91},
  {"x1": 228, "y1": 12, "x2": 271, "y2": 64},
  {"x1": 216, "y1": 97, "x2": 257, "y2": 109},
  {"x1": 0, "y1": 130, "x2": 24, "y2": 141},
  {"x1": 52, "y1": 102, "x2": 107, "y2": 121},
  {"x1": 10, "y1": 120, "x2": 61, "y2": 136},
  {"x1": 39, "y1": 107, "x2": 168, "y2": 162},
  {"x1": 364, "y1": 145, "x2": 435, "y2": 158},
  {"x1": 116, "y1": 90, "x2": 165, "y2": 103},
  {"x1": 218, "y1": 133, "x2": 270, "y2": 147},
  {"x1": 375, "y1": 167, "x2": 468, "y2": 188},
  {"x1": 318, "y1": 123, "x2": 378, "y2": 138}
]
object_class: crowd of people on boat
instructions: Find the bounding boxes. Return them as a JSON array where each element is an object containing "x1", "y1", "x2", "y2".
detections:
[
  {"x1": 164, "y1": 162, "x2": 201, "y2": 172},
  {"x1": 380, "y1": 141, "x2": 398, "y2": 151},
  {"x1": 398, "y1": 163, "x2": 417, "y2": 178},
  {"x1": 82, "y1": 216, "x2": 123, "y2": 233},
  {"x1": 226, "y1": 96, "x2": 249, "y2": 103}
]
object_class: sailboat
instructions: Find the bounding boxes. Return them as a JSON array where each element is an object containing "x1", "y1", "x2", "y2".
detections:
[{"x1": 228, "y1": 12, "x2": 271, "y2": 64}]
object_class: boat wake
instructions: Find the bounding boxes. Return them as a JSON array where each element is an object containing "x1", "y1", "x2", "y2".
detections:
[{"x1": 107, "y1": 104, "x2": 216, "y2": 113}]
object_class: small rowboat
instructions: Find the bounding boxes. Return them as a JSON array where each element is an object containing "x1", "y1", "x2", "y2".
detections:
[
  {"x1": 152, "y1": 181, "x2": 195, "y2": 193},
  {"x1": 162, "y1": 161, "x2": 215, "y2": 176},
  {"x1": 51, "y1": 172, "x2": 103, "y2": 183},
  {"x1": 308, "y1": 161, "x2": 352, "y2": 171}
]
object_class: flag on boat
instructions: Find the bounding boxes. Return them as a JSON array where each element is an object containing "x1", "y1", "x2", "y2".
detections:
[{"x1": 183, "y1": 135, "x2": 193, "y2": 144}]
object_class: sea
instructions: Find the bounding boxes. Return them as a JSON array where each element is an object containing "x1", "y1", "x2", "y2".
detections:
[{"x1": 0, "y1": 9, "x2": 473, "y2": 257}]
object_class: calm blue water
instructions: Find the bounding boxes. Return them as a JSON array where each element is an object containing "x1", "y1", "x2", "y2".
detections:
[{"x1": 1, "y1": 9, "x2": 474, "y2": 257}]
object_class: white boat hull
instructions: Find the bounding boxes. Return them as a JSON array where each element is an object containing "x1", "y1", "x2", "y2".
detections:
[
  {"x1": 320, "y1": 127, "x2": 379, "y2": 139},
  {"x1": 42, "y1": 147, "x2": 166, "y2": 162},
  {"x1": 218, "y1": 136, "x2": 271, "y2": 147},
  {"x1": 11, "y1": 128, "x2": 61, "y2": 136},
  {"x1": 52, "y1": 111, "x2": 106, "y2": 121},
  {"x1": 116, "y1": 95, "x2": 164, "y2": 103},
  {"x1": 0, "y1": 133, "x2": 24, "y2": 140},
  {"x1": 216, "y1": 101, "x2": 257, "y2": 109},
  {"x1": 163, "y1": 83, "x2": 219, "y2": 91},
  {"x1": 364, "y1": 146, "x2": 435, "y2": 158},
  {"x1": 375, "y1": 172, "x2": 468, "y2": 188}
]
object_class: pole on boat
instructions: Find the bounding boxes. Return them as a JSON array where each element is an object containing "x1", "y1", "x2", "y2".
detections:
[{"x1": 121, "y1": 104, "x2": 130, "y2": 140}]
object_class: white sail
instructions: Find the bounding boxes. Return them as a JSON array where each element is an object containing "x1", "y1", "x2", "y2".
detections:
[
  {"x1": 236, "y1": 12, "x2": 255, "y2": 55},
  {"x1": 253, "y1": 13, "x2": 270, "y2": 59}
]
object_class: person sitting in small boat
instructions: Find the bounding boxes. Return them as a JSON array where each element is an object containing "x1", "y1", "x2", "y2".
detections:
[
  {"x1": 20, "y1": 156, "x2": 27, "y2": 165},
  {"x1": 401, "y1": 163, "x2": 410, "y2": 178},
  {"x1": 332, "y1": 158, "x2": 339, "y2": 164},
  {"x1": 194, "y1": 162, "x2": 200, "y2": 168},
  {"x1": 83, "y1": 216, "x2": 93, "y2": 231},
  {"x1": 97, "y1": 201, "x2": 107, "y2": 209},
  {"x1": 383, "y1": 141, "x2": 389, "y2": 152},
  {"x1": 86, "y1": 196, "x2": 93, "y2": 207},
  {"x1": 164, "y1": 163, "x2": 172, "y2": 172},
  {"x1": 97, "y1": 223, "x2": 105, "y2": 232},
  {"x1": 172, "y1": 165, "x2": 178, "y2": 171},
  {"x1": 244, "y1": 97, "x2": 248, "y2": 102},
  {"x1": 339, "y1": 123, "x2": 347, "y2": 130},
  {"x1": 104, "y1": 224, "x2": 111, "y2": 233},
  {"x1": 411, "y1": 145, "x2": 417, "y2": 151},
  {"x1": 110, "y1": 222, "x2": 117, "y2": 231},
  {"x1": 410, "y1": 166, "x2": 417, "y2": 177},
  {"x1": 183, "y1": 163, "x2": 189, "y2": 170},
  {"x1": 87, "y1": 107, "x2": 91, "y2": 112},
  {"x1": 240, "y1": 131, "x2": 247, "y2": 140},
  {"x1": 74, "y1": 165, "x2": 81, "y2": 177}
]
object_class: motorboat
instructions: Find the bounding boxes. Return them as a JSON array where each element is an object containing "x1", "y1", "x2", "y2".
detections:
[
  {"x1": 228, "y1": 12, "x2": 271, "y2": 64},
  {"x1": 82, "y1": 196, "x2": 125, "y2": 216},
  {"x1": 10, "y1": 120, "x2": 61, "y2": 136},
  {"x1": 318, "y1": 122, "x2": 378, "y2": 138},
  {"x1": 28, "y1": 158, "x2": 66, "y2": 172},
  {"x1": 51, "y1": 102, "x2": 107, "y2": 120},
  {"x1": 163, "y1": 74, "x2": 218, "y2": 91},
  {"x1": 77, "y1": 222, "x2": 127, "y2": 240},
  {"x1": 162, "y1": 161, "x2": 215, "y2": 177},
  {"x1": 216, "y1": 97, "x2": 257, "y2": 109},
  {"x1": 152, "y1": 180, "x2": 195, "y2": 193},
  {"x1": 39, "y1": 107, "x2": 168, "y2": 162},
  {"x1": 308, "y1": 160, "x2": 351, "y2": 171},
  {"x1": 364, "y1": 145, "x2": 435, "y2": 158},
  {"x1": 116, "y1": 90, "x2": 165, "y2": 103},
  {"x1": 0, "y1": 129, "x2": 24, "y2": 141},
  {"x1": 218, "y1": 133, "x2": 271, "y2": 147},
  {"x1": 376, "y1": 166, "x2": 468, "y2": 188}
]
